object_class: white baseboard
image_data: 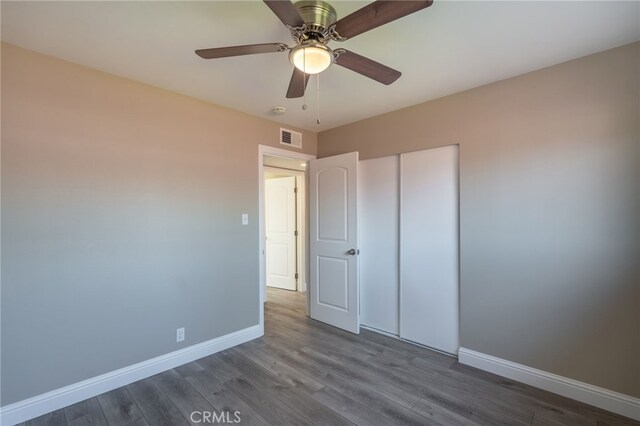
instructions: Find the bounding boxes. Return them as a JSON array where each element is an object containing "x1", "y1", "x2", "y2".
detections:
[
  {"x1": 458, "y1": 347, "x2": 640, "y2": 421},
  {"x1": 0, "y1": 325, "x2": 262, "y2": 426}
]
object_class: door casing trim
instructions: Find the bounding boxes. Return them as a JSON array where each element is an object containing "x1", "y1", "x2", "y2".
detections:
[{"x1": 258, "y1": 145, "x2": 315, "y2": 327}]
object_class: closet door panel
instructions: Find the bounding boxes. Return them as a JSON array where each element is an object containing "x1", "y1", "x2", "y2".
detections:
[
  {"x1": 359, "y1": 156, "x2": 399, "y2": 335},
  {"x1": 400, "y1": 145, "x2": 459, "y2": 354}
]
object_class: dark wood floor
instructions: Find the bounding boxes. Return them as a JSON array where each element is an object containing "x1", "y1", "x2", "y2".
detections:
[{"x1": 20, "y1": 288, "x2": 638, "y2": 426}]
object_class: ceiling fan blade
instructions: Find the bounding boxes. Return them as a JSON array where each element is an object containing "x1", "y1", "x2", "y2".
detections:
[
  {"x1": 332, "y1": 0, "x2": 433, "y2": 40},
  {"x1": 263, "y1": 0, "x2": 305, "y2": 27},
  {"x1": 195, "y1": 43, "x2": 287, "y2": 59},
  {"x1": 286, "y1": 68, "x2": 310, "y2": 98},
  {"x1": 334, "y1": 50, "x2": 401, "y2": 85}
]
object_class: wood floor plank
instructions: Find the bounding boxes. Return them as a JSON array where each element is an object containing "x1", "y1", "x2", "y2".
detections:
[
  {"x1": 264, "y1": 292, "x2": 309, "y2": 310},
  {"x1": 195, "y1": 352, "x2": 242, "y2": 383},
  {"x1": 177, "y1": 361, "x2": 270, "y2": 426},
  {"x1": 217, "y1": 348, "x2": 286, "y2": 390},
  {"x1": 361, "y1": 328, "x2": 457, "y2": 368},
  {"x1": 409, "y1": 355, "x2": 590, "y2": 424},
  {"x1": 363, "y1": 351, "x2": 533, "y2": 425},
  {"x1": 224, "y1": 376, "x2": 313, "y2": 425},
  {"x1": 449, "y1": 362, "x2": 640, "y2": 426},
  {"x1": 412, "y1": 397, "x2": 483, "y2": 426},
  {"x1": 64, "y1": 398, "x2": 107, "y2": 426},
  {"x1": 311, "y1": 386, "x2": 399, "y2": 426},
  {"x1": 173, "y1": 361, "x2": 206, "y2": 380},
  {"x1": 258, "y1": 337, "x2": 440, "y2": 425},
  {"x1": 151, "y1": 369, "x2": 217, "y2": 425},
  {"x1": 266, "y1": 304, "x2": 382, "y2": 353},
  {"x1": 265, "y1": 314, "x2": 377, "y2": 360},
  {"x1": 127, "y1": 378, "x2": 189, "y2": 426},
  {"x1": 234, "y1": 340, "x2": 325, "y2": 392},
  {"x1": 597, "y1": 420, "x2": 640, "y2": 426},
  {"x1": 263, "y1": 380, "x2": 354, "y2": 426},
  {"x1": 25, "y1": 409, "x2": 67, "y2": 426},
  {"x1": 372, "y1": 352, "x2": 528, "y2": 405},
  {"x1": 219, "y1": 346, "x2": 354, "y2": 425},
  {"x1": 531, "y1": 409, "x2": 597, "y2": 426},
  {"x1": 268, "y1": 331, "x2": 421, "y2": 409},
  {"x1": 97, "y1": 387, "x2": 148, "y2": 426}
]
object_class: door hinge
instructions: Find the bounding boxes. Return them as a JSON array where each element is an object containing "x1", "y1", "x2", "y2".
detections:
[
  {"x1": 294, "y1": 187, "x2": 298, "y2": 193},
  {"x1": 294, "y1": 230, "x2": 298, "y2": 236},
  {"x1": 295, "y1": 273, "x2": 299, "y2": 279}
]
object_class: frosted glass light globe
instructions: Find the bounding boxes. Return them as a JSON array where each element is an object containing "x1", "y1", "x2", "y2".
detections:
[{"x1": 289, "y1": 43, "x2": 333, "y2": 74}]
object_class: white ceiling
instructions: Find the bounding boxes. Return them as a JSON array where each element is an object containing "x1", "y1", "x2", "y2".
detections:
[{"x1": 2, "y1": 1, "x2": 638, "y2": 132}]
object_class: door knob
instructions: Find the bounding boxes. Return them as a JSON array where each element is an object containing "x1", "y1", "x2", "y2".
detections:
[{"x1": 347, "y1": 248, "x2": 359, "y2": 255}]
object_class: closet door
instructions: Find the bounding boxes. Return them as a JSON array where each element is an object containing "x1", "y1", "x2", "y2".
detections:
[
  {"x1": 359, "y1": 156, "x2": 399, "y2": 335},
  {"x1": 400, "y1": 145, "x2": 459, "y2": 354}
]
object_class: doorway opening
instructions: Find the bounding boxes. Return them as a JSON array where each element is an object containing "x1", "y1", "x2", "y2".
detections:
[
  {"x1": 258, "y1": 145, "x2": 315, "y2": 324},
  {"x1": 264, "y1": 164, "x2": 305, "y2": 292}
]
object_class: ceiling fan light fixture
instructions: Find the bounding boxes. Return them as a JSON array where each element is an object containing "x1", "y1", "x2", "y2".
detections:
[{"x1": 289, "y1": 42, "x2": 333, "y2": 74}]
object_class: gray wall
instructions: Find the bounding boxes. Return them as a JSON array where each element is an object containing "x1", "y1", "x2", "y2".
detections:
[
  {"x1": 0, "y1": 43, "x2": 317, "y2": 406},
  {"x1": 319, "y1": 42, "x2": 640, "y2": 397}
]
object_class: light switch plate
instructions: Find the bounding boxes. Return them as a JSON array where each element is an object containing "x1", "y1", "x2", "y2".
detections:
[{"x1": 242, "y1": 213, "x2": 248, "y2": 225}]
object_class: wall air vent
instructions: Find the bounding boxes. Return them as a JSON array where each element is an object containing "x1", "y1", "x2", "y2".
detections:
[{"x1": 280, "y1": 128, "x2": 302, "y2": 149}]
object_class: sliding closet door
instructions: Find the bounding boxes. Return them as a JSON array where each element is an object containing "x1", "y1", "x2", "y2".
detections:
[
  {"x1": 400, "y1": 145, "x2": 459, "y2": 354},
  {"x1": 359, "y1": 156, "x2": 399, "y2": 335}
]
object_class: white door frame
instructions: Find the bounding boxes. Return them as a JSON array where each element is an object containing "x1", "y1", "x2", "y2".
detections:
[
  {"x1": 264, "y1": 167, "x2": 306, "y2": 293},
  {"x1": 258, "y1": 145, "x2": 315, "y2": 332}
]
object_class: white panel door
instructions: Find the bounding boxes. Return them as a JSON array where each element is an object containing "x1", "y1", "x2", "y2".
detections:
[
  {"x1": 400, "y1": 145, "x2": 459, "y2": 354},
  {"x1": 265, "y1": 176, "x2": 297, "y2": 290},
  {"x1": 310, "y1": 152, "x2": 359, "y2": 333},
  {"x1": 359, "y1": 156, "x2": 399, "y2": 335}
]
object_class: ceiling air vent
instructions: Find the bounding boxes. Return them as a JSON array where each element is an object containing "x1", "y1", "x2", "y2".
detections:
[{"x1": 280, "y1": 128, "x2": 302, "y2": 149}]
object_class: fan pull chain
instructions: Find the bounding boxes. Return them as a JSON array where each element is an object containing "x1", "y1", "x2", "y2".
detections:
[
  {"x1": 302, "y1": 79, "x2": 307, "y2": 110},
  {"x1": 302, "y1": 49, "x2": 308, "y2": 111},
  {"x1": 316, "y1": 73, "x2": 320, "y2": 125}
]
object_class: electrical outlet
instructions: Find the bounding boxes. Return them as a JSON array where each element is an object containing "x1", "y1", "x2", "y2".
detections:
[
  {"x1": 242, "y1": 213, "x2": 248, "y2": 225},
  {"x1": 176, "y1": 327, "x2": 185, "y2": 342}
]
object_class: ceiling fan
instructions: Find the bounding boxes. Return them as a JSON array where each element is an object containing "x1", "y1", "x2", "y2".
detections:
[{"x1": 195, "y1": 0, "x2": 434, "y2": 99}]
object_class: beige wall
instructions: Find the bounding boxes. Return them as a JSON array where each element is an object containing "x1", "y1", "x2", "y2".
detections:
[
  {"x1": 0, "y1": 42, "x2": 316, "y2": 405},
  {"x1": 319, "y1": 42, "x2": 640, "y2": 397}
]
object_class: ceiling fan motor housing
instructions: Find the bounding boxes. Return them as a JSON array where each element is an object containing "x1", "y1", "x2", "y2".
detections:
[{"x1": 294, "y1": 0, "x2": 338, "y2": 37}]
